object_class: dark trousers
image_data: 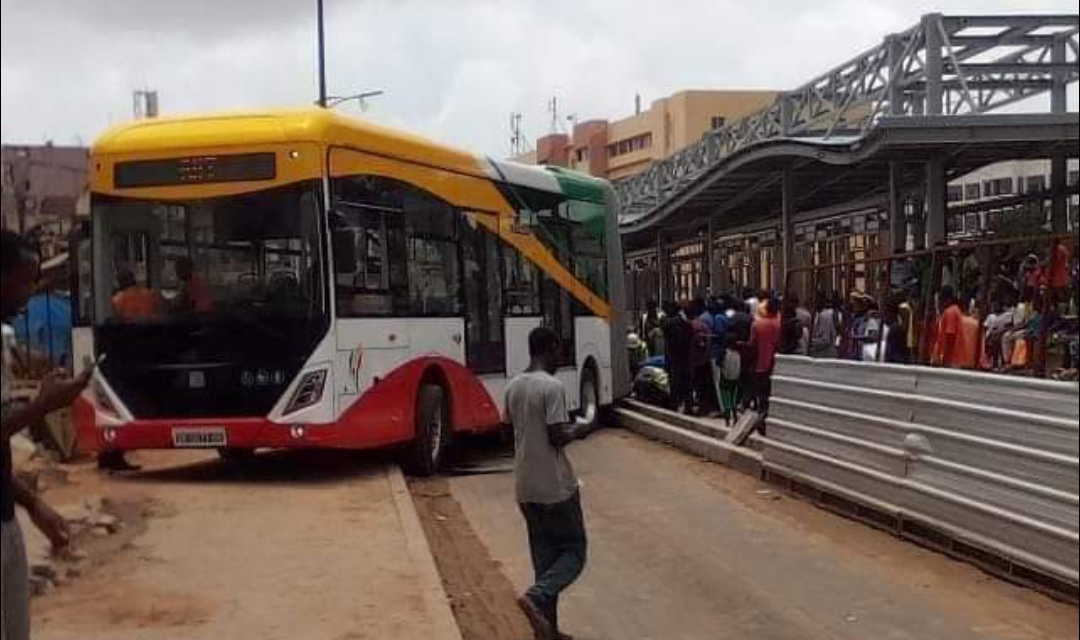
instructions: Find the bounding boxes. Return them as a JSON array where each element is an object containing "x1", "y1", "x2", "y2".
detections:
[
  {"x1": 519, "y1": 492, "x2": 588, "y2": 631},
  {"x1": 754, "y1": 371, "x2": 774, "y2": 418},
  {"x1": 668, "y1": 363, "x2": 692, "y2": 411},
  {"x1": 693, "y1": 363, "x2": 714, "y2": 414}
]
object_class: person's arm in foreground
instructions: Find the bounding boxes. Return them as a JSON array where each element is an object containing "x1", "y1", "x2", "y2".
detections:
[
  {"x1": 548, "y1": 420, "x2": 592, "y2": 449},
  {"x1": 546, "y1": 384, "x2": 592, "y2": 449},
  {"x1": 1, "y1": 369, "x2": 92, "y2": 440},
  {"x1": 12, "y1": 474, "x2": 70, "y2": 551}
]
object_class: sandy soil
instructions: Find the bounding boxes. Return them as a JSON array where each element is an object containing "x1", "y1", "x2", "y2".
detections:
[
  {"x1": 409, "y1": 476, "x2": 534, "y2": 640},
  {"x1": 27, "y1": 450, "x2": 461, "y2": 640}
]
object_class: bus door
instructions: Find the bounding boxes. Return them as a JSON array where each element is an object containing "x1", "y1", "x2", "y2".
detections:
[{"x1": 460, "y1": 212, "x2": 505, "y2": 376}]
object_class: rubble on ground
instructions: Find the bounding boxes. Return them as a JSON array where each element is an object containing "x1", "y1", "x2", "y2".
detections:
[{"x1": 29, "y1": 495, "x2": 127, "y2": 598}]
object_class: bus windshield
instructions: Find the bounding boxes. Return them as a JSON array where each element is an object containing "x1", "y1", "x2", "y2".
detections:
[{"x1": 92, "y1": 182, "x2": 326, "y2": 326}]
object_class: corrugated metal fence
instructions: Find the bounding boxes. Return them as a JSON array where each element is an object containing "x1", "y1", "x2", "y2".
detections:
[{"x1": 767, "y1": 356, "x2": 1079, "y2": 590}]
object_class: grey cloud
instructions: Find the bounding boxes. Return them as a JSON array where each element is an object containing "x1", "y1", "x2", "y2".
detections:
[{"x1": 2, "y1": 0, "x2": 1077, "y2": 155}]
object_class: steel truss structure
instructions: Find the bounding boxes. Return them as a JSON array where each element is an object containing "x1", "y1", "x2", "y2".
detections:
[{"x1": 616, "y1": 14, "x2": 1080, "y2": 225}]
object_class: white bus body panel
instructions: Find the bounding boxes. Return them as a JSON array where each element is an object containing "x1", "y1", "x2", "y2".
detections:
[
  {"x1": 331, "y1": 318, "x2": 465, "y2": 421},
  {"x1": 576, "y1": 317, "x2": 614, "y2": 406}
]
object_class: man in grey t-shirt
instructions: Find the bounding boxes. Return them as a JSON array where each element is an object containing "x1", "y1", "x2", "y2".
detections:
[{"x1": 504, "y1": 327, "x2": 591, "y2": 640}]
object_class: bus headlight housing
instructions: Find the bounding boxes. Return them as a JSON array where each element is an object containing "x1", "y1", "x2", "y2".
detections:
[
  {"x1": 94, "y1": 380, "x2": 119, "y2": 419},
  {"x1": 285, "y1": 370, "x2": 328, "y2": 416}
]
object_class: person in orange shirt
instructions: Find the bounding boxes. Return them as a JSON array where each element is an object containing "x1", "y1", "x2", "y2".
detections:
[
  {"x1": 956, "y1": 313, "x2": 982, "y2": 370},
  {"x1": 111, "y1": 269, "x2": 161, "y2": 322},
  {"x1": 1049, "y1": 242, "x2": 1071, "y2": 305},
  {"x1": 937, "y1": 286, "x2": 964, "y2": 368}
]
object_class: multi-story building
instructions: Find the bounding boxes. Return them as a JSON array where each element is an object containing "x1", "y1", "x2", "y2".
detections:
[
  {"x1": 516, "y1": 90, "x2": 779, "y2": 180},
  {"x1": 2, "y1": 144, "x2": 90, "y2": 230},
  {"x1": 1, "y1": 144, "x2": 89, "y2": 257},
  {"x1": 945, "y1": 159, "x2": 1080, "y2": 237}
]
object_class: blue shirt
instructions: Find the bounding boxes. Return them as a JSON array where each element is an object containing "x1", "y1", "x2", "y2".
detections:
[{"x1": 710, "y1": 313, "x2": 729, "y2": 361}]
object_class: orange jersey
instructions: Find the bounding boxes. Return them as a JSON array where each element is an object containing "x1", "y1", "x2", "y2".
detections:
[
  {"x1": 112, "y1": 287, "x2": 160, "y2": 320},
  {"x1": 955, "y1": 315, "x2": 981, "y2": 370},
  {"x1": 1050, "y1": 243, "x2": 1071, "y2": 290}
]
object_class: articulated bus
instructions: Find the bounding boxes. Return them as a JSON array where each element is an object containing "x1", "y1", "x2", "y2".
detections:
[{"x1": 71, "y1": 109, "x2": 630, "y2": 475}]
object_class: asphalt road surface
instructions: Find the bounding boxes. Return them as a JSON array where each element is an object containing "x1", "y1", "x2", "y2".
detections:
[{"x1": 449, "y1": 429, "x2": 1077, "y2": 640}]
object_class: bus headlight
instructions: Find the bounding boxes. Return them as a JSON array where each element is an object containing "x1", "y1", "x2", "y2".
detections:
[{"x1": 285, "y1": 370, "x2": 328, "y2": 416}]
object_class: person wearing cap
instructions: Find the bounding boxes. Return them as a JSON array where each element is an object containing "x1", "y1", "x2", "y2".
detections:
[{"x1": 626, "y1": 332, "x2": 649, "y2": 378}]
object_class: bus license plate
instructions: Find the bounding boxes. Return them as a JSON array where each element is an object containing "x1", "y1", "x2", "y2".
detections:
[{"x1": 172, "y1": 428, "x2": 227, "y2": 449}]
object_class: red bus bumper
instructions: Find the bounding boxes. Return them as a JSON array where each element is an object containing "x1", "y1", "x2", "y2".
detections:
[{"x1": 74, "y1": 400, "x2": 412, "y2": 454}]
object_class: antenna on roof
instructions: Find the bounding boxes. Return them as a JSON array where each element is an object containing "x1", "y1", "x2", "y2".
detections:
[
  {"x1": 548, "y1": 97, "x2": 563, "y2": 134},
  {"x1": 133, "y1": 90, "x2": 159, "y2": 119},
  {"x1": 510, "y1": 112, "x2": 526, "y2": 156}
]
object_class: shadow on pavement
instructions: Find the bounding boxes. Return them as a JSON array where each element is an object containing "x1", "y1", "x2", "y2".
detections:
[{"x1": 117, "y1": 449, "x2": 394, "y2": 486}]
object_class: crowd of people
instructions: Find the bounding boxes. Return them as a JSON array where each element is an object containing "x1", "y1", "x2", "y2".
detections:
[
  {"x1": 629, "y1": 290, "x2": 788, "y2": 425},
  {"x1": 628, "y1": 241, "x2": 1079, "y2": 420}
]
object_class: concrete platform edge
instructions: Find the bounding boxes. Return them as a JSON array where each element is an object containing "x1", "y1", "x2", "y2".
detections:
[{"x1": 387, "y1": 466, "x2": 465, "y2": 640}]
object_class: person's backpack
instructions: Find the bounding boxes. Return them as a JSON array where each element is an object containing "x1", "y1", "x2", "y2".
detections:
[{"x1": 721, "y1": 348, "x2": 742, "y2": 381}]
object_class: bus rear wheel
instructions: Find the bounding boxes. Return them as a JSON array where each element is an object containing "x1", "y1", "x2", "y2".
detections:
[
  {"x1": 579, "y1": 366, "x2": 600, "y2": 431},
  {"x1": 403, "y1": 384, "x2": 449, "y2": 477}
]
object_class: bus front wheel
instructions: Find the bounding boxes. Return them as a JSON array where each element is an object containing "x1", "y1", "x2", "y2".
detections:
[
  {"x1": 403, "y1": 384, "x2": 449, "y2": 477},
  {"x1": 217, "y1": 448, "x2": 256, "y2": 465}
]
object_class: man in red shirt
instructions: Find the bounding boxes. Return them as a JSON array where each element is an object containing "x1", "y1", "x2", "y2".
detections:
[
  {"x1": 937, "y1": 286, "x2": 964, "y2": 368},
  {"x1": 750, "y1": 298, "x2": 782, "y2": 417}
]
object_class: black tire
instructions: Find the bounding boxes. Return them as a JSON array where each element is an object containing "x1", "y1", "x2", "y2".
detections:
[
  {"x1": 217, "y1": 448, "x2": 256, "y2": 465},
  {"x1": 578, "y1": 366, "x2": 601, "y2": 431},
  {"x1": 403, "y1": 385, "x2": 449, "y2": 477}
]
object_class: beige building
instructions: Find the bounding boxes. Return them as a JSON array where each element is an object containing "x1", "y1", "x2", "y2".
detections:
[{"x1": 516, "y1": 90, "x2": 779, "y2": 180}]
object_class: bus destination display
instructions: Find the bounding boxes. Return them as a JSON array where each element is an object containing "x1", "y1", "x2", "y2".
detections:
[{"x1": 114, "y1": 153, "x2": 277, "y2": 189}]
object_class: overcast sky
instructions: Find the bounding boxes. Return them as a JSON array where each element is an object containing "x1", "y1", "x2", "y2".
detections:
[{"x1": 2, "y1": 0, "x2": 1077, "y2": 155}]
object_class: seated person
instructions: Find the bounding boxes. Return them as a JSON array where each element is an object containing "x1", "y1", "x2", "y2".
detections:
[
  {"x1": 172, "y1": 257, "x2": 212, "y2": 314},
  {"x1": 112, "y1": 269, "x2": 161, "y2": 322}
]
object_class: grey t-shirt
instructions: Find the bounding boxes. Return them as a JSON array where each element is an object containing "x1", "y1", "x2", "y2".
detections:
[{"x1": 504, "y1": 371, "x2": 579, "y2": 506}]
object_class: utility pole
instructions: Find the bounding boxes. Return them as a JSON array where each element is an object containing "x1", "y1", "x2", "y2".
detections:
[{"x1": 317, "y1": 0, "x2": 328, "y2": 108}]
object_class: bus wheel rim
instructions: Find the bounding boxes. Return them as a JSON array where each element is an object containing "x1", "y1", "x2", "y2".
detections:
[{"x1": 583, "y1": 376, "x2": 598, "y2": 424}]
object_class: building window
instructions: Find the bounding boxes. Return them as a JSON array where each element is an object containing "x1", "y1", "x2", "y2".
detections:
[
  {"x1": 965, "y1": 183, "x2": 981, "y2": 201},
  {"x1": 947, "y1": 185, "x2": 964, "y2": 203},
  {"x1": 711, "y1": 116, "x2": 727, "y2": 130},
  {"x1": 1026, "y1": 175, "x2": 1047, "y2": 194},
  {"x1": 984, "y1": 178, "x2": 1014, "y2": 197},
  {"x1": 1069, "y1": 170, "x2": 1079, "y2": 187},
  {"x1": 608, "y1": 133, "x2": 653, "y2": 158}
]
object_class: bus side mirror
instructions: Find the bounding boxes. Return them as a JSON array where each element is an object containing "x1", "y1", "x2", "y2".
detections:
[{"x1": 332, "y1": 230, "x2": 358, "y2": 274}]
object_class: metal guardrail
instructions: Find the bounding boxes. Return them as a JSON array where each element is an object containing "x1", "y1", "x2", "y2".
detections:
[{"x1": 766, "y1": 356, "x2": 1079, "y2": 587}]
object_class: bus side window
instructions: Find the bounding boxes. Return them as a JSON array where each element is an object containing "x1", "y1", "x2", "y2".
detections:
[
  {"x1": 503, "y1": 246, "x2": 541, "y2": 316},
  {"x1": 332, "y1": 174, "x2": 460, "y2": 318}
]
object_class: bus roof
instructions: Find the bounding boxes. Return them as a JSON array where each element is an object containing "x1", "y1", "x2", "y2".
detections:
[
  {"x1": 92, "y1": 108, "x2": 487, "y2": 179},
  {"x1": 93, "y1": 108, "x2": 611, "y2": 204}
]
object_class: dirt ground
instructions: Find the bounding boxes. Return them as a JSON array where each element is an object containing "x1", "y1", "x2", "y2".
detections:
[
  {"x1": 26, "y1": 449, "x2": 461, "y2": 640},
  {"x1": 409, "y1": 476, "x2": 534, "y2": 640}
]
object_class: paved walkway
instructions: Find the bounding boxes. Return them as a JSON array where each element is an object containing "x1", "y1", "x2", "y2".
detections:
[{"x1": 450, "y1": 429, "x2": 1078, "y2": 640}]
